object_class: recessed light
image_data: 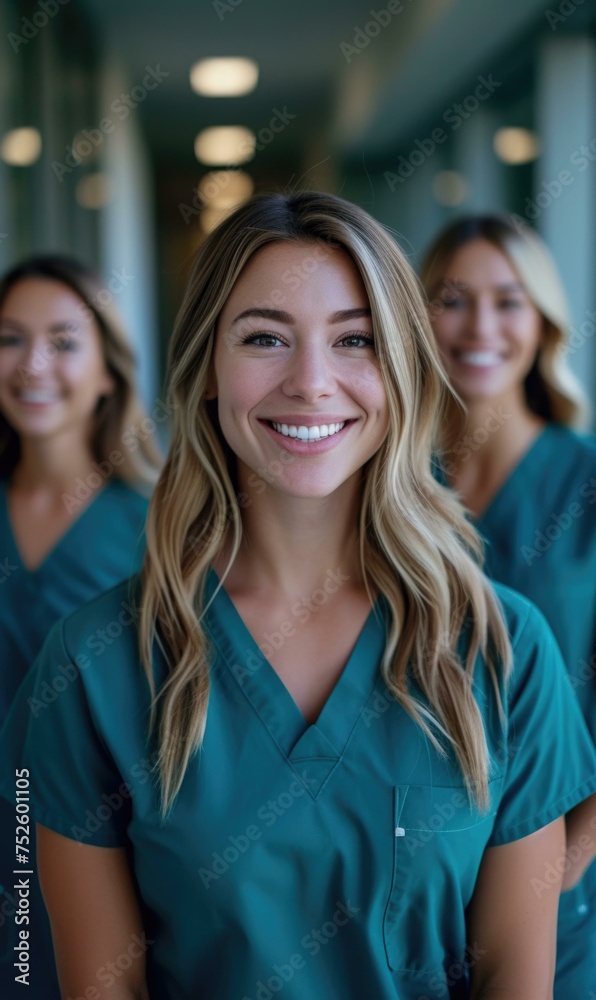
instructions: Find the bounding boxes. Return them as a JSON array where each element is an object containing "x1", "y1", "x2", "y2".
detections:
[
  {"x1": 493, "y1": 128, "x2": 540, "y2": 164},
  {"x1": 1, "y1": 127, "x2": 42, "y2": 166},
  {"x1": 190, "y1": 58, "x2": 259, "y2": 97},
  {"x1": 76, "y1": 173, "x2": 111, "y2": 209},
  {"x1": 432, "y1": 171, "x2": 469, "y2": 206},
  {"x1": 194, "y1": 126, "x2": 255, "y2": 165},
  {"x1": 198, "y1": 169, "x2": 254, "y2": 208}
]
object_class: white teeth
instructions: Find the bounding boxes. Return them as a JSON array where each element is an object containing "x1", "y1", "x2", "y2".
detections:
[
  {"x1": 17, "y1": 390, "x2": 60, "y2": 403},
  {"x1": 271, "y1": 421, "x2": 347, "y2": 440},
  {"x1": 457, "y1": 351, "x2": 502, "y2": 367}
]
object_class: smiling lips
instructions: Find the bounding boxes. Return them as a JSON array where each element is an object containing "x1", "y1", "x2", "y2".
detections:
[
  {"x1": 14, "y1": 388, "x2": 62, "y2": 405},
  {"x1": 269, "y1": 420, "x2": 347, "y2": 441},
  {"x1": 454, "y1": 350, "x2": 504, "y2": 368}
]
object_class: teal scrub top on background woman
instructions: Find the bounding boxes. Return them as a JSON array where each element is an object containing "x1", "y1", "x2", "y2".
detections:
[
  {"x1": 0, "y1": 477, "x2": 148, "y2": 999},
  {"x1": 473, "y1": 422, "x2": 596, "y2": 1000},
  {"x1": 1, "y1": 569, "x2": 595, "y2": 1000}
]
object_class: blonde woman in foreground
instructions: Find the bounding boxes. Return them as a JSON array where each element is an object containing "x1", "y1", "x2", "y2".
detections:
[
  {"x1": 422, "y1": 215, "x2": 596, "y2": 999},
  {"x1": 1, "y1": 194, "x2": 595, "y2": 1000}
]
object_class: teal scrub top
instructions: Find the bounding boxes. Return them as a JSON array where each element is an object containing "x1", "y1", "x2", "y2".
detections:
[
  {"x1": 0, "y1": 477, "x2": 148, "y2": 999},
  {"x1": 472, "y1": 422, "x2": 596, "y2": 999},
  {"x1": 1, "y1": 569, "x2": 595, "y2": 1000}
]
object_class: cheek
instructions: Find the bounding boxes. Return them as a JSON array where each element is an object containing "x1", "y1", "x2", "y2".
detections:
[
  {"x1": 216, "y1": 379, "x2": 261, "y2": 439},
  {"x1": 220, "y1": 357, "x2": 282, "y2": 414},
  {"x1": 431, "y1": 314, "x2": 461, "y2": 348},
  {"x1": 62, "y1": 350, "x2": 107, "y2": 386},
  {"x1": 224, "y1": 369, "x2": 262, "y2": 413},
  {"x1": 346, "y1": 363, "x2": 388, "y2": 415},
  {"x1": 0, "y1": 351, "x2": 20, "y2": 377},
  {"x1": 510, "y1": 317, "x2": 542, "y2": 359}
]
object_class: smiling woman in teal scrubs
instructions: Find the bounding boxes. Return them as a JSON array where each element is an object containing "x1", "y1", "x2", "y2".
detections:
[
  {"x1": 1, "y1": 195, "x2": 596, "y2": 1000},
  {"x1": 0, "y1": 256, "x2": 161, "y2": 998},
  {"x1": 422, "y1": 214, "x2": 596, "y2": 1000}
]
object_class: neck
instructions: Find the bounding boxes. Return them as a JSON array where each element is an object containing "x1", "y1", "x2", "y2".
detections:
[
  {"x1": 445, "y1": 388, "x2": 546, "y2": 502},
  {"x1": 462, "y1": 389, "x2": 544, "y2": 464},
  {"x1": 11, "y1": 431, "x2": 98, "y2": 494},
  {"x1": 217, "y1": 474, "x2": 364, "y2": 602}
]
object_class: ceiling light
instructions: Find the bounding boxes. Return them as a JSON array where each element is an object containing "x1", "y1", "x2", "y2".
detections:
[
  {"x1": 432, "y1": 171, "x2": 469, "y2": 206},
  {"x1": 190, "y1": 58, "x2": 259, "y2": 97},
  {"x1": 0, "y1": 127, "x2": 42, "y2": 166},
  {"x1": 194, "y1": 126, "x2": 255, "y2": 166},
  {"x1": 75, "y1": 172, "x2": 111, "y2": 209},
  {"x1": 493, "y1": 128, "x2": 540, "y2": 164},
  {"x1": 198, "y1": 169, "x2": 254, "y2": 208}
]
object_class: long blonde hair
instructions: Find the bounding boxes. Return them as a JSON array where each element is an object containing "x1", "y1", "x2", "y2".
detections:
[
  {"x1": 0, "y1": 255, "x2": 162, "y2": 487},
  {"x1": 140, "y1": 192, "x2": 512, "y2": 816},
  {"x1": 420, "y1": 215, "x2": 590, "y2": 429}
]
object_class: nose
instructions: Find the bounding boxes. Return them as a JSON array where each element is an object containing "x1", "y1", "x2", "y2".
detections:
[
  {"x1": 17, "y1": 335, "x2": 57, "y2": 384},
  {"x1": 281, "y1": 339, "x2": 338, "y2": 402},
  {"x1": 467, "y1": 299, "x2": 499, "y2": 340}
]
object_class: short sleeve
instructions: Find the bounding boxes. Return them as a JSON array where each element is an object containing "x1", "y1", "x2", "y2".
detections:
[
  {"x1": 489, "y1": 601, "x2": 596, "y2": 846},
  {"x1": 0, "y1": 616, "x2": 130, "y2": 847}
]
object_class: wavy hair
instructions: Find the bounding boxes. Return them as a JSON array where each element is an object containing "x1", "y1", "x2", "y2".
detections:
[
  {"x1": 139, "y1": 192, "x2": 512, "y2": 816},
  {"x1": 420, "y1": 214, "x2": 590, "y2": 429},
  {"x1": 0, "y1": 255, "x2": 162, "y2": 486}
]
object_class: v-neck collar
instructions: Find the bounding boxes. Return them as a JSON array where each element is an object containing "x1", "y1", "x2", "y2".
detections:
[
  {"x1": 474, "y1": 423, "x2": 554, "y2": 528},
  {"x1": 203, "y1": 568, "x2": 388, "y2": 797},
  {"x1": 0, "y1": 478, "x2": 116, "y2": 575}
]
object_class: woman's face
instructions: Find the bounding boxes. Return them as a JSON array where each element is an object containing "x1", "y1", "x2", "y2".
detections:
[
  {"x1": 211, "y1": 240, "x2": 389, "y2": 500},
  {"x1": 429, "y1": 238, "x2": 544, "y2": 406},
  {"x1": 0, "y1": 277, "x2": 115, "y2": 442}
]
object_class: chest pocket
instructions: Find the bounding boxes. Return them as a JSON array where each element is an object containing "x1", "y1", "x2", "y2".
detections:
[{"x1": 383, "y1": 778, "x2": 503, "y2": 976}]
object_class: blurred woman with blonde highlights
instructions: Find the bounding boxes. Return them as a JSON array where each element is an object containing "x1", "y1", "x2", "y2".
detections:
[
  {"x1": 422, "y1": 214, "x2": 596, "y2": 999},
  {"x1": 1, "y1": 196, "x2": 595, "y2": 1000},
  {"x1": 0, "y1": 254, "x2": 162, "y2": 999}
]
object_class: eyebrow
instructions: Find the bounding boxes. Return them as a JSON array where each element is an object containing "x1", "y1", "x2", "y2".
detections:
[
  {"x1": 230, "y1": 306, "x2": 372, "y2": 325},
  {"x1": 0, "y1": 319, "x2": 81, "y2": 333},
  {"x1": 328, "y1": 307, "x2": 372, "y2": 323},
  {"x1": 0, "y1": 319, "x2": 27, "y2": 331},
  {"x1": 441, "y1": 280, "x2": 525, "y2": 293},
  {"x1": 48, "y1": 322, "x2": 81, "y2": 333}
]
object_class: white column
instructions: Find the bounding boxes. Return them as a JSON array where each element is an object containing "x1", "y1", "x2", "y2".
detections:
[
  {"x1": 98, "y1": 58, "x2": 160, "y2": 411},
  {"x1": 451, "y1": 108, "x2": 506, "y2": 213}
]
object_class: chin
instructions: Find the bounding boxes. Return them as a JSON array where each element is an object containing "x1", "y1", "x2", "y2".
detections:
[
  {"x1": 276, "y1": 475, "x2": 353, "y2": 501},
  {"x1": 452, "y1": 376, "x2": 509, "y2": 401}
]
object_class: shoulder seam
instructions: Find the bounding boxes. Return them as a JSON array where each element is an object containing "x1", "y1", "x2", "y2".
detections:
[{"x1": 510, "y1": 600, "x2": 533, "y2": 656}]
